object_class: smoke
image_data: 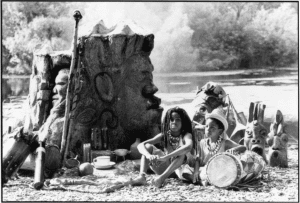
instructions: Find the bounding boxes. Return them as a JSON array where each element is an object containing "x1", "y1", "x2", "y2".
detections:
[{"x1": 75, "y1": 2, "x2": 198, "y2": 72}]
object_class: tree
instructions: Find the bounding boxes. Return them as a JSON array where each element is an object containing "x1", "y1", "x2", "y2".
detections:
[{"x1": 2, "y1": 2, "x2": 76, "y2": 75}]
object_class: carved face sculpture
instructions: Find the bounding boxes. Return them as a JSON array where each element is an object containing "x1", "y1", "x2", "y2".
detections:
[
  {"x1": 244, "y1": 102, "x2": 268, "y2": 163},
  {"x1": 52, "y1": 68, "x2": 69, "y2": 106},
  {"x1": 117, "y1": 54, "x2": 163, "y2": 140},
  {"x1": 266, "y1": 110, "x2": 288, "y2": 167},
  {"x1": 193, "y1": 101, "x2": 213, "y2": 124},
  {"x1": 25, "y1": 54, "x2": 53, "y2": 131},
  {"x1": 244, "y1": 120, "x2": 268, "y2": 155},
  {"x1": 192, "y1": 82, "x2": 226, "y2": 124}
]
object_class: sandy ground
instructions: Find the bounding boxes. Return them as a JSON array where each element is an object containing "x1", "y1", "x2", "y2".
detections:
[
  {"x1": 2, "y1": 146, "x2": 298, "y2": 201},
  {"x1": 2, "y1": 83, "x2": 299, "y2": 202}
]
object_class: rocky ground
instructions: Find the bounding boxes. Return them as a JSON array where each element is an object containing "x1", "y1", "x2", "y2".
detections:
[
  {"x1": 2, "y1": 84, "x2": 299, "y2": 202},
  {"x1": 2, "y1": 144, "x2": 298, "y2": 202}
]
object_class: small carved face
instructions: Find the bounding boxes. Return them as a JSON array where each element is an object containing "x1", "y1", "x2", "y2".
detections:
[
  {"x1": 193, "y1": 103, "x2": 212, "y2": 124},
  {"x1": 267, "y1": 133, "x2": 288, "y2": 167},
  {"x1": 244, "y1": 121, "x2": 267, "y2": 156},
  {"x1": 52, "y1": 69, "x2": 69, "y2": 105},
  {"x1": 117, "y1": 55, "x2": 163, "y2": 138}
]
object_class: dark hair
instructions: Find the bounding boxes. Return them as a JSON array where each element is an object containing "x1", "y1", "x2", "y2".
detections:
[
  {"x1": 161, "y1": 106, "x2": 196, "y2": 151},
  {"x1": 207, "y1": 117, "x2": 225, "y2": 130}
]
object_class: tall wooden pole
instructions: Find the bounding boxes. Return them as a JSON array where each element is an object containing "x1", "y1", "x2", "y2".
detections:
[{"x1": 60, "y1": 10, "x2": 82, "y2": 163}]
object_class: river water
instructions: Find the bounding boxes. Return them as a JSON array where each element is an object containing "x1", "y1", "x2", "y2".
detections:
[{"x1": 2, "y1": 67, "x2": 298, "y2": 138}]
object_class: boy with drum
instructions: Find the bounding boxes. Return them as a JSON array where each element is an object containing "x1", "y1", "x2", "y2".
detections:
[{"x1": 182, "y1": 107, "x2": 246, "y2": 185}]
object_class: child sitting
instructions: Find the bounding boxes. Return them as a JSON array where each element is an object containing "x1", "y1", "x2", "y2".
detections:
[
  {"x1": 132, "y1": 106, "x2": 196, "y2": 188},
  {"x1": 182, "y1": 107, "x2": 246, "y2": 185}
]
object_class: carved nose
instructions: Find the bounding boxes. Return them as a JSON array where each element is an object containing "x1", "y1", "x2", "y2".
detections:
[
  {"x1": 272, "y1": 147, "x2": 280, "y2": 150},
  {"x1": 251, "y1": 139, "x2": 261, "y2": 144},
  {"x1": 142, "y1": 84, "x2": 158, "y2": 97}
]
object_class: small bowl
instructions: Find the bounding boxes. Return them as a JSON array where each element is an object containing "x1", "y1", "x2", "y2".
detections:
[
  {"x1": 113, "y1": 149, "x2": 131, "y2": 157},
  {"x1": 65, "y1": 155, "x2": 80, "y2": 169}
]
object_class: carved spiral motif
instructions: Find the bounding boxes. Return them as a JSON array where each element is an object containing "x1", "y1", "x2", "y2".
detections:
[{"x1": 76, "y1": 108, "x2": 97, "y2": 125}]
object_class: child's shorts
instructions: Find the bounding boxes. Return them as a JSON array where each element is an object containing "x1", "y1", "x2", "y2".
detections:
[
  {"x1": 177, "y1": 163, "x2": 207, "y2": 181},
  {"x1": 151, "y1": 145, "x2": 187, "y2": 178}
]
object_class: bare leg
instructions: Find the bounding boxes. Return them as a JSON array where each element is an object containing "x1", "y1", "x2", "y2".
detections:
[
  {"x1": 152, "y1": 155, "x2": 185, "y2": 188},
  {"x1": 132, "y1": 144, "x2": 154, "y2": 186}
]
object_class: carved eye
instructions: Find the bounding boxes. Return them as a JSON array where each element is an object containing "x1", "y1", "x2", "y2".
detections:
[
  {"x1": 246, "y1": 130, "x2": 253, "y2": 138},
  {"x1": 281, "y1": 134, "x2": 289, "y2": 143},
  {"x1": 267, "y1": 137, "x2": 273, "y2": 146},
  {"x1": 260, "y1": 130, "x2": 267, "y2": 137},
  {"x1": 199, "y1": 106, "x2": 207, "y2": 113}
]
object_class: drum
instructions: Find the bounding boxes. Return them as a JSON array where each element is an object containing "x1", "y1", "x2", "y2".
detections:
[
  {"x1": 2, "y1": 128, "x2": 39, "y2": 182},
  {"x1": 206, "y1": 151, "x2": 266, "y2": 188},
  {"x1": 18, "y1": 144, "x2": 61, "y2": 178},
  {"x1": 44, "y1": 144, "x2": 61, "y2": 178},
  {"x1": 206, "y1": 152, "x2": 243, "y2": 188},
  {"x1": 239, "y1": 150, "x2": 266, "y2": 178}
]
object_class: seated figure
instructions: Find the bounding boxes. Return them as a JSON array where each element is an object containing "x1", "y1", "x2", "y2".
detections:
[
  {"x1": 132, "y1": 106, "x2": 196, "y2": 188},
  {"x1": 183, "y1": 108, "x2": 246, "y2": 185}
]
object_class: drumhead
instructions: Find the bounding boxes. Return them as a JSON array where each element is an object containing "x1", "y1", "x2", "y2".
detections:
[{"x1": 206, "y1": 153, "x2": 242, "y2": 188}]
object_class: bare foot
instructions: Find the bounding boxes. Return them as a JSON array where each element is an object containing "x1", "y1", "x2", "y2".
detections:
[
  {"x1": 151, "y1": 176, "x2": 165, "y2": 188},
  {"x1": 131, "y1": 175, "x2": 147, "y2": 186}
]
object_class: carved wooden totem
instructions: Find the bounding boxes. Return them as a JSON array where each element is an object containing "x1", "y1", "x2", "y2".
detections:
[
  {"x1": 267, "y1": 110, "x2": 288, "y2": 167},
  {"x1": 66, "y1": 21, "x2": 163, "y2": 159},
  {"x1": 23, "y1": 49, "x2": 71, "y2": 134},
  {"x1": 244, "y1": 102, "x2": 268, "y2": 163}
]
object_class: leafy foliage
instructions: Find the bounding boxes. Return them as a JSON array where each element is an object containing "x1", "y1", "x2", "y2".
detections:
[
  {"x1": 2, "y1": 2, "x2": 75, "y2": 74},
  {"x1": 186, "y1": 2, "x2": 298, "y2": 71},
  {"x1": 2, "y1": 2, "x2": 298, "y2": 74}
]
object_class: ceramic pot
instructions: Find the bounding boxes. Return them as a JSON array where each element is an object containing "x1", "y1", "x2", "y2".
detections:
[{"x1": 130, "y1": 138, "x2": 142, "y2": 160}]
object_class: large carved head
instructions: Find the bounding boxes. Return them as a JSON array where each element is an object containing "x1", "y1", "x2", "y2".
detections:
[
  {"x1": 23, "y1": 49, "x2": 71, "y2": 133},
  {"x1": 117, "y1": 54, "x2": 163, "y2": 140},
  {"x1": 67, "y1": 21, "x2": 163, "y2": 151}
]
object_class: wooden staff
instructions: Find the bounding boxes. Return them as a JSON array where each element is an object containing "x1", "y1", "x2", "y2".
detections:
[{"x1": 60, "y1": 10, "x2": 82, "y2": 163}]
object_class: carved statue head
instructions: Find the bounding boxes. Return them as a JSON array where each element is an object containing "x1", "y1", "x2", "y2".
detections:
[
  {"x1": 244, "y1": 102, "x2": 268, "y2": 163},
  {"x1": 23, "y1": 49, "x2": 71, "y2": 133},
  {"x1": 52, "y1": 68, "x2": 69, "y2": 105},
  {"x1": 192, "y1": 82, "x2": 227, "y2": 124},
  {"x1": 66, "y1": 21, "x2": 163, "y2": 154},
  {"x1": 266, "y1": 110, "x2": 288, "y2": 167},
  {"x1": 117, "y1": 54, "x2": 163, "y2": 140}
]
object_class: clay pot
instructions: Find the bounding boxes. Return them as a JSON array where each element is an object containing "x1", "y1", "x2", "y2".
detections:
[
  {"x1": 65, "y1": 155, "x2": 80, "y2": 169},
  {"x1": 130, "y1": 138, "x2": 142, "y2": 160}
]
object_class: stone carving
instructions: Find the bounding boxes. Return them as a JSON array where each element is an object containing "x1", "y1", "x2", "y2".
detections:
[
  {"x1": 65, "y1": 20, "x2": 163, "y2": 161},
  {"x1": 4, "y1": 20, "x2": 163, "y2": 177},
  {"x1": 267, "y1": 110, "x2": 288, "y2": 167},
  {"x1": 23, "y1": 50, "x2": 71, "y2": 133},
  {"x1": 244, "y1": 102, "x2": 268, "y2": 163},
  {"x1": 191, "y1": 81, "x2": 227, "y2": 143}
]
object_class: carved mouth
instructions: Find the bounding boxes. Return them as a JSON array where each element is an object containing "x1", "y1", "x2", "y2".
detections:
[
  {"x1": 272, "y1": 151, "x2": 279, "y2": 158},
  {"x1": 251, "y1": 146, "x2": 264, "y2": 156},
  {"x1": 146, "y1": 95, "x2": 163, "y2": 111}
]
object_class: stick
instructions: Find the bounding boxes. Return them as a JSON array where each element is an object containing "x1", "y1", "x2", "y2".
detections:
[{"x1": 60, "y1": 10, "x2": 82, "y2": 163}]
